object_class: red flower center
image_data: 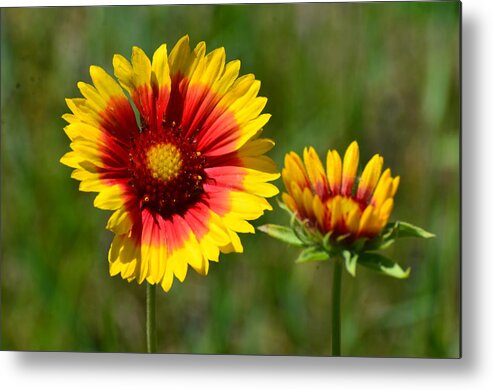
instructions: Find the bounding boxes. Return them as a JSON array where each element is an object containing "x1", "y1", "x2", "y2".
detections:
[{"x1": 128, "y1": 121, "x2": 206, "y2": 218}]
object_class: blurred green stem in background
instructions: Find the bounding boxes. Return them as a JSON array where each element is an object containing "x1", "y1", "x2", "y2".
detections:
[
  {"x1": 146, "y1": 283, "x2": 157, "y2": 353},
  {"x1": 332, "y1": 259, "x2": 342, "y2": 357}
]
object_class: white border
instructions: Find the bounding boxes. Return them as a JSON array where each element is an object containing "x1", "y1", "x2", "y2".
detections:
[{"x1": 3, "y1": 0, "x2": 492, "y2": 389}]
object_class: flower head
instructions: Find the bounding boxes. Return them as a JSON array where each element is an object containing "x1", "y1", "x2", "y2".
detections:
[
  {"x1": 259, "y1": 141, "x2": 433, "y2": 278},
  {"x1": 282, "y1": 141, "x2": 399, "y2": 242},
  {"x1": 61, "y1": 35, "x2": 279, "y2": 291}
]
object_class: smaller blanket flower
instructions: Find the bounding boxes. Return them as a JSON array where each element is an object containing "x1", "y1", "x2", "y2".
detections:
[{"x1": 259, "y1": 141, "x2": 434, "y2": 278}]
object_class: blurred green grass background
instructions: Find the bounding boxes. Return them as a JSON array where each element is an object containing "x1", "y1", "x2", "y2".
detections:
[{"x1": 1, "y1": 2, "x2": 460, "y2": 357}]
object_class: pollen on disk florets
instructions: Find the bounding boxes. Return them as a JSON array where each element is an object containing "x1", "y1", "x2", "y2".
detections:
[
  {"x1": 128, "y1": 121, "x2": 206, "y2": 218},
  {"x1": 146, "y1": 143, "x2": 182, "y2": 182}
]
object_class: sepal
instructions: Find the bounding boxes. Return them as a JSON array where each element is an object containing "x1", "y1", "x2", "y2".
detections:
[
  {"x1": 257, "y1": 224, "x2": 304, "y2": 247},
  {"x1": 342, "y1": 250, "x2": 358, "y2": 277},
  {"x1": 358, "y1": 252, "x2": 411, "y2": 279},
  {"x1": 295, "y1": 246, "x2": 330, "y2": 264}
]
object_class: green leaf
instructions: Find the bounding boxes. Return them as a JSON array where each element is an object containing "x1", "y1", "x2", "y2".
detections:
[
  {"x1": 393, "y1": 221, "x2": 435, "y2": 239},
  {"x1": 295, "y1": 247, "x2": 330, "y2": 264},
  {"x1": 342, "y1": 250, "x2": 358, "y2": 277},
  {"x1": 257, "y1": 224, "x2": 304, "y2": 246},
  {"x1": 358, "y1": 253, "x2": 411, "y2": 279}
]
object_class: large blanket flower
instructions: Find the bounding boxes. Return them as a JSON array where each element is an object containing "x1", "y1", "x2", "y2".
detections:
[{"x1": 61, "y1": 35, "x2": 279, "y2": 292}]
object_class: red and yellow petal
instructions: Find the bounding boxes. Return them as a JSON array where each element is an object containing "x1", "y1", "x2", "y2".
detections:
[
  {"x1": 108, "y1": 203, "x2": 233, "y2": 292},
  {"x1": 303, "y1": 147, "x2": 329, "y2": 200},
  {"x1": 68, "y1": 66, "x2": 139, "y2": 144},
  {"x1": 151, "y1": 43, "x2": 172, "y2": 125},
  {"x1": 168, "y1": 35, "x2": 205, "y2": 80},
  {"x1": 113, "y1": 47, "x2": 156, "y2": 128}
]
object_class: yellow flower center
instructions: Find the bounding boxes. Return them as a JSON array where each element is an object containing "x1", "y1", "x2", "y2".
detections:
[{"x1": 146, "y1": 143, "x2": 182, "y2": 182}]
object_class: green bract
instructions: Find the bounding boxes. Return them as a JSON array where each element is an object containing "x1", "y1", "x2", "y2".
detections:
[{"x1": 258, "y1": 200, "x2": 434, "y2": 279}]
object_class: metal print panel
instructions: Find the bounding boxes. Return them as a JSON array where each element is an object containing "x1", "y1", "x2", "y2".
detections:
[{"x1": 1, "y1": 1, "x2": 460, "y2": 357}]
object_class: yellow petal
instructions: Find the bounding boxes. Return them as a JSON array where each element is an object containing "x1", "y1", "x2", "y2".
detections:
[
  {"x1": 168, "y1": 35, "x2": 205, "y2": 79},
  {"x1": 106, "y1": 207, "x2": 133, "y2": 234},
  {"x1": 302, "y1": 187, "x2": 315, "y2": 220},
  {"x1": 357, "y1": 154, "x2": 383, "y2": 201},
  {"x1": 371, "y1": 176, "x2": 393, "y2": 207},
  {"x1": 112, "y1": 53, "x2": 134, "y2": 93},
  {"x1": 326, "y1": 149, "x2": 342, "y2": 195},
  {"x1": 282, "y1": 193, "x2": 298, "y2": 213},
  {"x1": 238, "y1": 137, "x2": 275, "y2": 157},
  {"x1": 171, "y1": 249, "x2": 189, "y2": 283},
  {"x1": 131, "y1": 46, "x2": 152, "y2": 88},
  {"x1": 65, "y1": 98, "x2": 100, "y2": 128},
  {"x1": 243, "y1": 176, "x2": 279, "y2": 198},
  {"x1": 184, "y1": 232, "x2": 207, "y2": 275},
  {"x1": 227, "y1": 191, "x2": 272, "y2": 220},
  {"x1": 64, "y1": 122, "x2": 103, "y2": 142},
  {"x1": 160, "y1": 263, "x2": 174, "y2": 292},
  {"x1": 189, "y1": 47, "x2": 225, "y2": 88},
  {"x1": 290, "y1": 182, "x2": 304, "y2": 213},
  {"x1": 220, "y1": 229, "x2": 243, "y2": 253},
  {"x1": 108, "y1": 233, "x2": 139, "y2": 282},
  {"x1": 240, "y1": 155, "x2": 278, "y2": 174},
  {"x1": 378, "y1": 198, "x2": 394, "y2": 222},
  {"x1": 234, "y1": 113, "x2": 271, "y2": 150},
  {"x1": 391, "y1": 176, "x2": 400, "y2": 197},
  {"x1": 93, "y1": 185, "x2": 125, "y2": 210},
  {"x1": 60, "y1": 151, "x2": 82, "y2": 168},
  {"x1": 283, "y1": 152, "x2": 309, "y2": 190},
  {"x1": 151, "y1": 43, "x2": 171, "y2": 90},
  {"x1": 346, "y1": 207, "x2": 361, "y2": 234},
  {"x1": 358, "y1": 205, "x2": 380, "y2": 236},
  {"x1": 90, "y1": 65, "x2": 126, "y2": 101},
  {"x1": 341, "y1": 141, "x2": 359, "y2": 196},
  {"x1": 213, "y1": 59, "x2": 241, "y2": 95},
  {"x1": 77, "y1": 81, "x2": 107, "y2": 112}
]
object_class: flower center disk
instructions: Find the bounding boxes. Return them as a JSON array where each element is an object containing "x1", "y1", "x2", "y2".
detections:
[
  {"x1": 128, "y1": 123, "x2": 206, "y2": 218},
  {"x1": 146, "y1": 143, "x2": 182, "y2": 182}
]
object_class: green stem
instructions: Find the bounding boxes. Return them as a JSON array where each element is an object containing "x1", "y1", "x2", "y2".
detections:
[
  {"x1": 331, "y1": 259, "x2": 342, "y2": 356},
  {"x1": 146, "y1": 283, "x2": 156, "y2": 353}
]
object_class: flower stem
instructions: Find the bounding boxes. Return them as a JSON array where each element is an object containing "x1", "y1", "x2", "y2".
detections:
[
  {"x1": 146, "y1": 283, "x2": 157, "y2": 353},
  {"x1": 331, "y1": 259, "x2": 342, "y2": 356}
]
